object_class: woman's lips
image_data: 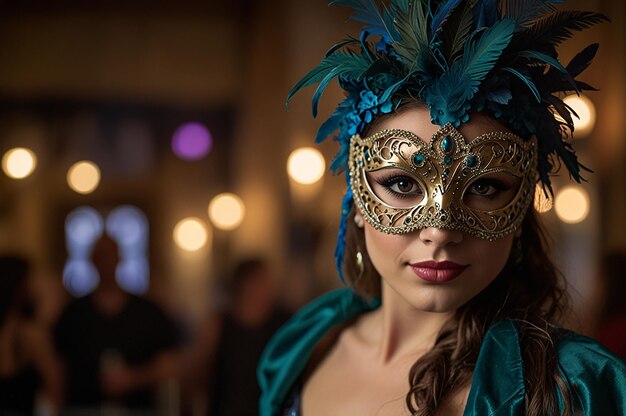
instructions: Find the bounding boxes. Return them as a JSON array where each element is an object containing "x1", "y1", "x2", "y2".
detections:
[{"x1": 409, "y1": 261, "x2": 469, "y2": 283}]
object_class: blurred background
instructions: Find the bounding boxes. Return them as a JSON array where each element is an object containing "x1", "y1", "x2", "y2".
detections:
[{"x1": 0, "y1": 0, "x2": 624, "y2": 415}]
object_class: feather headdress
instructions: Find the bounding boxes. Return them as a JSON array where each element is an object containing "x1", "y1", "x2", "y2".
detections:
[{"x1": 287, "y1": 0, "x2": 608, "y2": 280}]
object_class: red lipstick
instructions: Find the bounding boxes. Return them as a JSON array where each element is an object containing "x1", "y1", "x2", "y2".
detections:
[{"x1": 409, "y1": 261, "x2": 469, "y2": 283}]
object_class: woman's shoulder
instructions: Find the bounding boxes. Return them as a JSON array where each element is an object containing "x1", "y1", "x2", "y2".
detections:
[
  {"x1": 257, "y1": 288, "x2": 379, "y2": 416},
  {"x1": 485, "y1": 320, "x2": 626, "y2": 371}
]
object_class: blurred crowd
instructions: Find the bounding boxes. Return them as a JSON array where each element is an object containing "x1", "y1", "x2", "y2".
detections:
[{"x1": 0, "y1": 235, "x2": 290, "y2": 416}]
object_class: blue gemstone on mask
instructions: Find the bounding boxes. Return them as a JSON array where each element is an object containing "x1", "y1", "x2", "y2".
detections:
[
  {"x1": 441, "y1": 136, "x2": 452, "y2": 152},
  {"x1": 465, "y1": 154, "x2": 477, "y2": 167},
  {"x1": 413, "y1": 154, "x2": 425, "y2": 167},
  {"x1": 444, "y1": 155, "x2": 453, "y2": 165}
]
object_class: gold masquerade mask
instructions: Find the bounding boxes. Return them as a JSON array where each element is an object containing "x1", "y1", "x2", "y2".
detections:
[{"x1": 348, "y1": 124, "x2": 537, "y2": 241}]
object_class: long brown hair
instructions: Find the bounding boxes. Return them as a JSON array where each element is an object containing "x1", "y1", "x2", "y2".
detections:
[{"x1": 343, "y1": 208, "x2": 575, "y2": 415}]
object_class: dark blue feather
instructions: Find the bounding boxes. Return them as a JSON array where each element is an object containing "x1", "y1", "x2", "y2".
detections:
[
  {"x1": 430, "y1": 0, "x2": 464, "y2": 37},
  {"x1": 565, "y1": 43, "x2": 599, "y2": 78},
  {"x1": 502, "y1": 67, "x2": 541, "y2": 101},
  {"x1": 330, "y1": 0, "x2": 396, "y2": 42},
  {"x1": 334, "y1": 187, "x2": 354, "y2": 284},
  {"x1": 473, "y1": 0, "x2": 499, "y2": 29},
  {"x1": 518, "y1": 50, "x2": 576, "y2": 90},
  {"x1": 487, "y1": 89, "x2": 513, "y2": 104}
]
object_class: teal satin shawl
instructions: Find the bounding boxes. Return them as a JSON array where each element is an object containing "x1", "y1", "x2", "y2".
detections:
[{"x1": 258, "y1": 288, "x2": 626, "y2": 415}]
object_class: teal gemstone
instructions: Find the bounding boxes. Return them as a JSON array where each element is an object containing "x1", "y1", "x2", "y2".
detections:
[
  {"x1": 441, "y1": 136, "x2": 452, "y2": 153},
  {"x1": 413, "y1": 153, "x2": 425, "y2": 167},
  {"x1": 465, "y1": 154, "x2": 477, "y2": 167},
  {"x1": 364, "y1": 148, "x2": 370, "y2": 159},
  {"x1": 444, "y1": 155, "x2": 453, "y2": 165}
]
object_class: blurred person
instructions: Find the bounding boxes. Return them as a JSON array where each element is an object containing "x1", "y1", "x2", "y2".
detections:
[
  {"x1": 595, "y1": 251, "x2": 626, "y2": 359},
  {"x1": 0, "y1": 255, "x2": 62, "y2": 414},
  {"x1": 186, "y1": 258, "x2": 289, "y2": 416},
  {"x1": 54, "y1": 234, "x2": 182, "y2": 413}
]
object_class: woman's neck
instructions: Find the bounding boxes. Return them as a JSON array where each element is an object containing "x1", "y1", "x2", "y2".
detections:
[{"x1": 359, "y1": 281, "x2": 455, "y2": 364}]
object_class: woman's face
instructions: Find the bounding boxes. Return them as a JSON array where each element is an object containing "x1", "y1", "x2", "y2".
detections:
[{"x1": 361, "y1": 107, "x2": 517, "y2": 313}]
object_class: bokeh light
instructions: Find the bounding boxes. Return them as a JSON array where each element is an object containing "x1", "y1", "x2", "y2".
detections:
[
  {"x1": 63, "y1": 259, "x2": 100, "y2": 297},
  {"x1": 171, "y1": 122, "x2": 212, "y2": 160},
  {"x1": 65, "y1": 206, "x2": 104, "y2": 254},
  {"x1": 173, "y1": 217, "x2": 209, "y2": 251},
  {"x1": 116, "y1": 258, "x2": 149, "y2": 294},
  {"x1": 287, "y1": 147, "x2": 325, "y2": 185},
  {"x1": 67, "y1": 161, "x2": 101, "y2": 194},
  {"x1": 208, "y1": 193, "x2": 245, "y2": 230},
  {"x1": 2, "y1": 147, "x2": 37, "y2": 179},
  {"x1": 106, "y1": 205, "x2": 149, "y2": 248},
  {"x1": 562, "y1": 94, "x2": 596, "y2": 137},
  {"x1": 533, "y1": 184, "x2": 553, "y2": 214},
  {"x1": 555, "y1": 186, "x2": 590, "y2": 224}
]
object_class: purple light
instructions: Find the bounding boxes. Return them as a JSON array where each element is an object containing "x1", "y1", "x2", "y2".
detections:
[{"x1": 171, "y1": 122, "x2": 212, "y2": 160}]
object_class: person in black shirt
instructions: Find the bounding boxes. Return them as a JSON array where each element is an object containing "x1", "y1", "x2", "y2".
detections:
[{"x1": 54, "y1": 235, "x2": 181, "y2": 412}]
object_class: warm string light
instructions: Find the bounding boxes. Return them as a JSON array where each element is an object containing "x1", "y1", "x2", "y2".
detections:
[
  {"x1": 287, "y1": 147, "x2": 325, "y2": 185},
  {"x1": 208, "y1": 193, "x2": 245, "y2": 230},
  {"x1": 2, "y1": 147, "x2": 37, "y2": 179},
  {"x1": 67, "y1": 161, "x2": 101, "y2": 194},
  {"x1": 173, "y1": 218, "x2": 209, "y2": 251},
  {"x1": 555, "y1": 186, "x2": 590, "y2": 224}
]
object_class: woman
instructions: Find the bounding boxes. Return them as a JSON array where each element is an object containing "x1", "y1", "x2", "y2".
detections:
[{"x1": 258, "y1": 1, "x2": 626, "y2": 415}]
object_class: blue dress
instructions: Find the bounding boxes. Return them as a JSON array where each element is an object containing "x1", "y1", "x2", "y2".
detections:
[{"x1": 257, "y1": 288, "x2": 626, "y2": 415}]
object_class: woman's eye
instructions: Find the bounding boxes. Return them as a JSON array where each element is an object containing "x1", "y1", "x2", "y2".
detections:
[
  {"x1": 382, "y1": 176, "x2": 421, "y2": 196},
  {"x1": 471, "y1": 181, "x2": 496, "y2": 196},
  {"x1": 392, "y1": 178, "x2": 417, "y2": 193},
  {"x1": 468, "y1": 179, "x2": 509, "y2": 197}
]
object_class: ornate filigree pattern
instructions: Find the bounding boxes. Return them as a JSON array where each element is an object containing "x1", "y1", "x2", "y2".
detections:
[{"x1": 348, "y1": 124, "x2": 537, "y2": 241}]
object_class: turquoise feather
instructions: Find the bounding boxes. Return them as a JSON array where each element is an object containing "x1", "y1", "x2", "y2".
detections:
[
  {"x1": 502, "y1": 67, "x2": 541, "y2": 101},
  {"x1": 330, "y1": 0, "x2": 398, "y2": 42}
]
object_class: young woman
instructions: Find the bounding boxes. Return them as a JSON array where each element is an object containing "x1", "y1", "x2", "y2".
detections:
[{"x1": 258, "y1": 1, "x2": 626, "y2": 415}]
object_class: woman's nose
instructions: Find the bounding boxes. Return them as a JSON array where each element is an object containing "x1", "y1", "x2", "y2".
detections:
[{"x1": 418, "y1": 227, "x2": 463, "y2": 247}]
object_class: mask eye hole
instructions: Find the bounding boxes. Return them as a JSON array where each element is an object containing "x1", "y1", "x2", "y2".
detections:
[
  {"x1": 365, "y1": 168, "x2": 425, "y2": 208},
  {"x1": 463, "y1": 173, "x2": 522, "y2": 211}
]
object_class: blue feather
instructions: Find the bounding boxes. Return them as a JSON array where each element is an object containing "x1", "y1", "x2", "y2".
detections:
[
  {"x1": 502, "y1": 67, "x2": 541, "y2": 101},
  {"x1": 331, "y1": 0, "x2": 397, "y2": 43},
  {"x1": 473, "y1": 0, "x2": 499, "y2": 29},
  {"x1": 454, "y1": 18, "x2": 515, "y2": 100},
  {"x1": 517, "y1": 50, "x2": 576, "y2": 90},
  {"x1": 565, "y1": 43, "x2": 599, "y2": 78},
  {"x1": 430, "y1": 0, "x2": 464, "y2": 37},
  {"x1": 487, "y1": 89, "x2": 513, "y2": 104},
  {"x1": 315, "y1": 97, "x2": 356, "y2": 143},
  {"x1": 312, "y1": 67, "x2": 343, "y2": 118},
  {"x1": 287, "y1": 49, "x2": 374, "y2": 116},
  {"x1": 334, "y1": 187, "x2": 354, "y2": 284}
]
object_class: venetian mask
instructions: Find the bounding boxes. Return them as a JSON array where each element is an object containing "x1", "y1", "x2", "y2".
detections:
[{"x1": 348, "y1": 123, "x2": 537, "y2": 241}]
